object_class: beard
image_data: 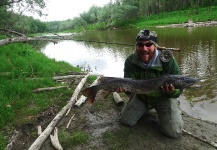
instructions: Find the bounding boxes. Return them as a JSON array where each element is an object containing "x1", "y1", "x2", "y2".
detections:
[{"x1": 137, "y1": 50, "x2": 156, "y2": 64}]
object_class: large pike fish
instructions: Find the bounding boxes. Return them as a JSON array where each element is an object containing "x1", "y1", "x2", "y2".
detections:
[{"x1": 82, "y1": 75, "x2": 199, "y2": 103}]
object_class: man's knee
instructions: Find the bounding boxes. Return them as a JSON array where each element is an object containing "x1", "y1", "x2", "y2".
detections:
[
  {"x1": 119, "y1": 117, "x2": 137, "y2": 127},
  {"x1": 161, "y1": 122, "x2": 184, "y2": 138}
]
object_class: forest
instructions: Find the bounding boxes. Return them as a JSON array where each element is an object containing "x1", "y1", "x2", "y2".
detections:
[{"x1": 0, "y1": 0, "x2": 217, "y2": 34}]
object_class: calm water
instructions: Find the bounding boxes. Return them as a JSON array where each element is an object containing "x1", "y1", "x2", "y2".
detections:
[{"x1": 41, "y1": 26, "x2": 217, "y2": 123}]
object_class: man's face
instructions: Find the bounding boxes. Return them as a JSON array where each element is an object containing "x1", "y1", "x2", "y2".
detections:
[{"x1": 136, "y1": 41, "x2": 156, "y2": 64}]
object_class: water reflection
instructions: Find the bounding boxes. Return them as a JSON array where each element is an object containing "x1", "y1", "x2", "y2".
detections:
[
  {"x1": 40, "y1": 26, "x2": 217, "y2": 123},
  {"x1": 41, "y1": 40, "x2": 133, "y2": 77}
]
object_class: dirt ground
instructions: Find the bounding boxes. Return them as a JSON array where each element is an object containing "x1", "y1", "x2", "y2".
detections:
[{"x1": 7, "y1": 88, "x2": 217, "y2": 150}]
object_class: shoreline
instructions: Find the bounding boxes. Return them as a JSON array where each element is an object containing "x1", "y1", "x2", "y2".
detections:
[{"x1": 156, "y1": 20, "x2": 217, "y2": 28}]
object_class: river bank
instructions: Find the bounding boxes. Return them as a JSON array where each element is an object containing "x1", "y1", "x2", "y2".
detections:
[
  {"x1": 9, "y1": 88, "x2": 217, "y2": 150},
  {"x1": 156, "y1": 20, "x2": 217, "y2": 28}
]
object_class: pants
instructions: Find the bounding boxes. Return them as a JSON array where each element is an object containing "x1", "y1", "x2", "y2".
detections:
[{"x1": 119, "y1": 94, "x2": 184, "y2": 138}]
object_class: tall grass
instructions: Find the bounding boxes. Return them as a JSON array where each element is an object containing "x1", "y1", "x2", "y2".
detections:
[
  {"x1": 72, "y1": 6, "x2": 217, "y2": 31},
  {"x1": 0, "y1": 41, "x2": 81, "y2": 147},
  {"x1": 134, "y1": 6, "x2": 217, "y2": 28}
]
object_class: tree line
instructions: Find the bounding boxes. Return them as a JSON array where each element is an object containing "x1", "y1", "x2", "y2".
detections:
[{"x1": 0, "y1": 0, "x2": 217, "y2": 34}]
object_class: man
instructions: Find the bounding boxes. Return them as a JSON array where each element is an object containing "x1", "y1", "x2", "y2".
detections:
[{"x1": 117, "y1": 29, "x2": 184, "y2": 138}]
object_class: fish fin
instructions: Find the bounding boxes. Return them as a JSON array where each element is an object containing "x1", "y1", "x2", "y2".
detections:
[
  {"x1": 101, "y1": 90, "x2": 112, "y2": 99},
  {"x1": 82, "y1": 87, "x2": 97, "y2": 104},
  {"x1": 98, "y1": 76, "x2": 106, "y2": 83}
]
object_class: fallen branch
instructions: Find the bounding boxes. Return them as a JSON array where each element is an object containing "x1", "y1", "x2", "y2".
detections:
[
  {"x1": 53, "y1": 75, "x2": 86, "y2": 80},
  {"x1": 75, "y1": 76, "x2": 101, "y2": 107},
  {"x1": 66, "y1": 114, "x2": 75, "y2": 129},
  {"x1": 0, "y1": 36, "x2": 58, "y2": 46},
  {"x1": 37, "y1": 126, "x2": 42, "y2": 135},
  {"x1": 50, "y1": 127, "x2": 63, "y2": 150},
  {"x1": 28, "y1": 74, "x2": 90, "y2": 150},
  {"x1": 33, "y1": 86, "x2": 68, "y2": 93},
  {"x1": 183, "y1": 129, "x2": 217, "y2": 148},
  {"x1": 112, "y1": 92, "x2": 124, "y2": 106}
]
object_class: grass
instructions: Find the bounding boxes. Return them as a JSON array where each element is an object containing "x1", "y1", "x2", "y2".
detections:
[
  {"x1": 0, "y1": 40, "x2": 81, "y2": 148},
  {"x1": 133, "y1": 7, "x2": 217, "y2": 28},
  {"x1": 102, "y1": 127, "x2": 130, "y2": 150},
  {"x1": 69, "y1": 6, "x2": 217, "y2": 32},
  {"x1": 59, "y1": 130, "x2": 89, "y2": 148}
]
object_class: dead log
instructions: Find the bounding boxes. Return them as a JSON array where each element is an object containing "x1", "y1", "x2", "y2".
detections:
[
  {"x1": 53, "y1": 75, "x2": 86, "y2": 80},
  {"x1": 66, "y1": 114, "x2": 75, "y2": 129},
  {"x1": 112, "y1": 92, "x2": 124, "y2": 106},
  {"x1": 75, "y1": 76, "x2": 101, "y2": 107},
  {"x1": 37, "y1": 126, "x2": 42, "y2": 135},
  {"x1": 33, "y1": 86, "x2": 68, "y2": 93},
  {"x1": 0, "y1": 36, "x2": 58, "y2": 46},
  {"x1": 50, "y1": 127, "x2": 63, "y2": 150},
  {"x1": 56, "y1": 71, "x2": 88, "y2": 76},
  {"x1": 28, "y1": 74, "x2": 90, "y2": 150}
]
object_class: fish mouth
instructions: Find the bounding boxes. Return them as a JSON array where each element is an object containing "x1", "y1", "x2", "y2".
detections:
[{"x1": 185, "y1": 78, "x2": 200, "y2": 88}]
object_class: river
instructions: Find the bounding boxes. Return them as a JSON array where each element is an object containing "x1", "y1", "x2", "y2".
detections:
[{"x1": 40, "y1": 26, "x2": 217, "y2": 123}]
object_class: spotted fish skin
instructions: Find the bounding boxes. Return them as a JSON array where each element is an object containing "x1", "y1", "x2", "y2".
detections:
[{"x1": 82, "y1": 75, "x2": 199, "y2": 103}]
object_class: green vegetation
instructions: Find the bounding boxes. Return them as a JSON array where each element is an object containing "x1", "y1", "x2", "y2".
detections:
[
  {"x1": 0, "y1": 0, "x2": 217, "y2": 148},
  {"x1": 1, "y1": 0, "x2": 217, "y2": 34},
  {"x1": 0, "y1": 41, "x2": 81, "y2": 147},
  {"x1": 45, "y1": 5, "x2": 217, "y2": 32},
  {"x1": 59, "y1": 130, "x2": 89, "y2": 148},
  {"x1": 132, "y1": 6, "x2": 217, "y2": 28},
  {"x1": 103, "y1": 127, "x2": 131, "y2": 150}
]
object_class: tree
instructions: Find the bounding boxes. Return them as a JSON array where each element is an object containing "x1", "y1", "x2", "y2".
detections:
[
  {"x1": 0, "y1": 0, "x2": 47, "y2": 33},
  {"x1": 102, "y1": 4, "x2": 138, "y2": 27},
  {"x1": 80, "y1": 6, "x2": 100, "y2": 24}
]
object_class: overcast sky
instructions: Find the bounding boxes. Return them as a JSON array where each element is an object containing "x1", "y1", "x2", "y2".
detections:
[{"x1": 36, "y1": 0, "x2": 111, "y2": 21}]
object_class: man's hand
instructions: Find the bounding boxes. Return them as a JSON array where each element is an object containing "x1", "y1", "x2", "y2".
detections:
[{"x1": 161, "y1": 83, "x2": 175, "y2": 94}]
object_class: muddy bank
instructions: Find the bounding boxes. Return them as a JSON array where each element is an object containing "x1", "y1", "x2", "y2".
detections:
[
  {"x1": 157, "y1": 20, "x2": 217, "y2": 28},
  {"x1": 8, "y1": 90, "x2": 217, "y2": 150}
]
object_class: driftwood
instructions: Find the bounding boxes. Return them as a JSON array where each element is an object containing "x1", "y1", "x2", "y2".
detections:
[
  {"x1": 55, "y1": 71, "x2": 88, "y2": 76},
  {"x1": 53, "y1": 75, "x2": 86, "y2": 80},
  {"x1": 37, "y1": 126, "x2": 42, "y2": 135},
  {"x1": 112, "y1": 92, "x2": 124, "y2": 106},
  {"x1": 28, "y1": 74, "x2": 90, "y2": 150},
  {"x1": 183, "y1": 129, "x2": 217, "y2": 148},
  {"x1": 0, "y1": 29, "x2": 75, "y2": 47},
  {"x1": 66, "y1": 114, "x2": 75, "y2": 129},
  {"x1": 50, "y1": 127, "x2": 63, "y2": 150},
  {"x1": 75, "y1": 76, "x2": 101, "y2": 107},
  {"x1": 33, "y1": 86, "x2": 68, "y2": 92},
  {"x1": 0, "y1": 36, "x2": 58, "y2": 46}
]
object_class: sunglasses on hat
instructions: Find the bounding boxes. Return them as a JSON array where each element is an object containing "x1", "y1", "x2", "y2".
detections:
[{"x1": 136, "y1": 42, "x2": 153, "y2": 47}]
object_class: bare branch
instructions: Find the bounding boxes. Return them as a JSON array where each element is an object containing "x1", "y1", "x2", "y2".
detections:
[
  {"x1": 28, "y1": 74, "x2": 90, "y2": 150},
  {"x1": 50, "y1": 127, "x2": 63, "y2": 150},
  {"x1": 0, "y1": 28, "x2": 26, "y2": 37},
  {"x1": 33, "y1": 86, "x2": 68, "y2": 93},
  {"x1": 0, "y1": 36, "x2": 58, "y2": 46}
]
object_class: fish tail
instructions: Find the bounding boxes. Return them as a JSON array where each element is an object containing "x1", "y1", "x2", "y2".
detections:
[{"x1": 82, "y1": 87, "x2": 97, "y2": 104}]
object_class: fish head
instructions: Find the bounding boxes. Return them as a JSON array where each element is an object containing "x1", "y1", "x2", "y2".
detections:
[{"x1": 171, "y1": 75, "x2": 200, "y2": 89}]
